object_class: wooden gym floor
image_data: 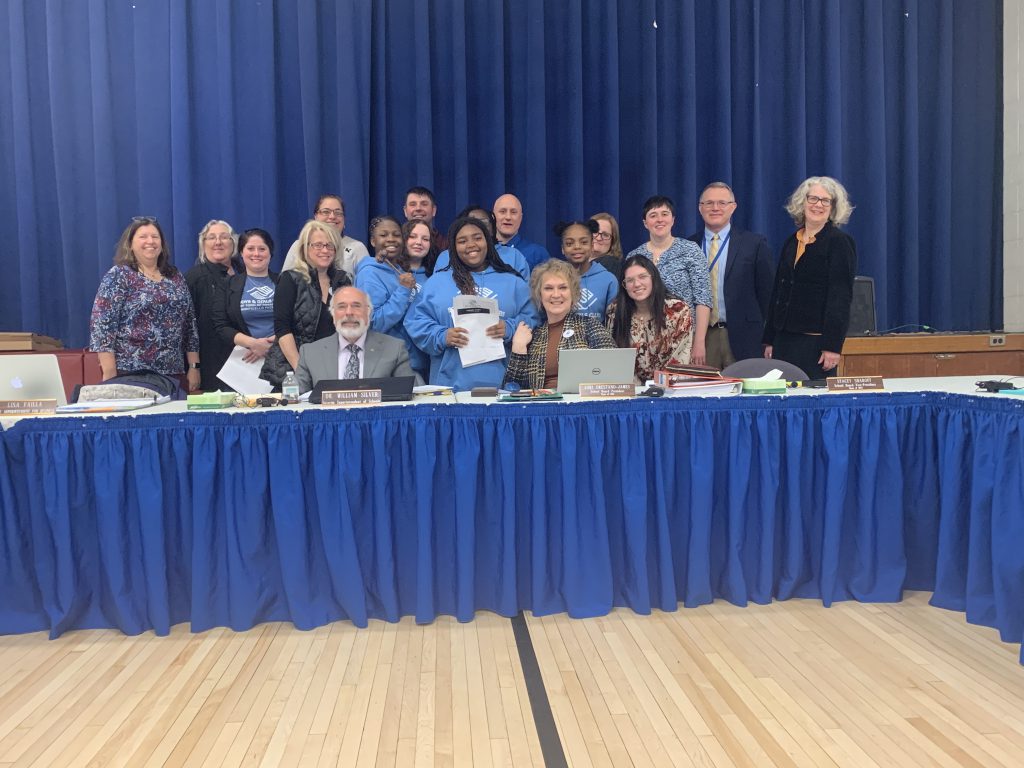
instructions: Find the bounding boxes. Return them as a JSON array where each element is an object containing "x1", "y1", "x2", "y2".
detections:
[{"x1": 1, "y1": 591, "x2": 1022, "y2": 767}]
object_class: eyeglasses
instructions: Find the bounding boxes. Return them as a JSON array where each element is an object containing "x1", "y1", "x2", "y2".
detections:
[
  {"x1": 593, "y1": 232, "x2": 611, "y2": 241},
  {"x1": 623, "y1": 274, "x2": 652, "y2": 286},
  {"x1": 308, "y1": 242, "x2": 338, "y2": 252},
  {"x1": 806, "y1": 195, "x2": 833, "y2": 207},
  {"x1": 203, "y1": 234, "x2": 233, "y2": 243},
  {"x1": 699, "y1": 200, "x2": 735, "y2": 209},
  {"x1": 317, "y1": 208, "x2": 344, "y2": 218},
  {"x1": 132, "y1": 215, "x2": 159, "y2": 224},
  {"x1": 332, "y1": 302, "x2": 366, "y2": 312}
]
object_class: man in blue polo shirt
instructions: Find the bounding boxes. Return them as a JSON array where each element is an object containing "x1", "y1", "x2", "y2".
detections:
[{"x1": 493, "y1": 193, "x2": 552, "y2": 269}]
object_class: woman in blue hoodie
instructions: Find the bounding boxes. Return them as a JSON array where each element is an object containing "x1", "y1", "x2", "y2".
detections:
[
  {"x1": 404, "y1": 217, "x2": 536, "y2": 389},
  {"x1": 355, "y1": 215, "x2": 430, "y2": 379},
  {"x1": 557, "y1": 219, "x2": 619, "y2": 321}
]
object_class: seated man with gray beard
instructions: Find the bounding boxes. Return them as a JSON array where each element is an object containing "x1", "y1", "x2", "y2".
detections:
[{"x1": 294, "y1": 286, "x2": 420, "y2": 392}]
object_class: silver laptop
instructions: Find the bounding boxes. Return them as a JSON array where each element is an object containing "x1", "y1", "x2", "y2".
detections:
[
  {"x1": 0, "y1": 354, "x2": 68, "y2": 405},
  {"x1": 557, "y1": 348, "x2": 637, "y2": 394}
]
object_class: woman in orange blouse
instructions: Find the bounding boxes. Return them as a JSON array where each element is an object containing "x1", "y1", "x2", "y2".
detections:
[{"x1": 606, "y1": 255, "x2": 693, "y2": 383}]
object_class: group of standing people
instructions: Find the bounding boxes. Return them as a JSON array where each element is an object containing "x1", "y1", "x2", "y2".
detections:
[{"x1": 88, "y1": 177, "x2": 857, "y2": 393}]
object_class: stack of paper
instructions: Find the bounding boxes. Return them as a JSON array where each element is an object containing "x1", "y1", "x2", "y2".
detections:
[
  {"x1": 660, "y1": 379, "x2": 743, "y2": 396},
  {"x1": 450, "y1": 295, "x2": 506, "y2": 367}
]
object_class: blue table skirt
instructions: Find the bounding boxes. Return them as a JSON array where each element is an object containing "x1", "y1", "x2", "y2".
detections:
[{"x1": 1, "y1": 392, "x2": 1022, "y2": 663}]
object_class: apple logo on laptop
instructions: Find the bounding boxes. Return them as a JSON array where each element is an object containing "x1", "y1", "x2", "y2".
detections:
[{"x1": 9, "y1": 376, "x2": 23, "y2": 390}]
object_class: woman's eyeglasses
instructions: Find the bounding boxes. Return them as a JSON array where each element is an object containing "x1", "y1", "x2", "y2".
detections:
[
  {"x1": 308, "y1": 242, "x2": 338, "y2": 252},
  {"x1": 593, "y1": 232, "x2": 611, "y2": 241},
  {"x1": 806, "y1": 195, "x2": 833, "y2": 207}
]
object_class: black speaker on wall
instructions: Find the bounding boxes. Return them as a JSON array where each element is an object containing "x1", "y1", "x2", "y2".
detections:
[{"x1": 848, "y1": 276, "x2": 877, "y2": 336}]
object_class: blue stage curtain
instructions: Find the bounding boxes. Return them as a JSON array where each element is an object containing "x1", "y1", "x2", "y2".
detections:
[
  {"x1": 0, "y1": 0, "x2": 1003, "y2": 347},
  {"x1": 1, "y1": 393, "x2": 1022, "y2": 664}
]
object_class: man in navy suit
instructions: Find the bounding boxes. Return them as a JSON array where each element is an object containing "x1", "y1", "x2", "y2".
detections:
[{"x1": 687, "y1": 182, "x2": 775, "y2": 369}]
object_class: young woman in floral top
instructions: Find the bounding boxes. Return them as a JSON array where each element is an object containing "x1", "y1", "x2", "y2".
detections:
[
  {"x1": 606, "y1": 255, "x2": 692, "y2": 384},
  {"x1": 89, "y1": 217, "x2": 200, "y2": 390}
]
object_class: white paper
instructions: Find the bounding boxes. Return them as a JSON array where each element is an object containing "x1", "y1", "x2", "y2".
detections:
[
  {"x1": 217, "y1": 346, "x2": 273, "y2": 394},
  {"x1": 450, "y1": 296, "x2": 506, "y2": 368},
  {"x1": 56, "y1": 397, "x2": 167, "y2": 413},
  {"x1": 758, "y1": 369, "x2": 785, "y2": 380}
]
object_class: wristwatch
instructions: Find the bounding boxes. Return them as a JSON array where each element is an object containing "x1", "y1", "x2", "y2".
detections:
[{"x1": 189, "y1": 362, "x2": 201, "y2": 369}]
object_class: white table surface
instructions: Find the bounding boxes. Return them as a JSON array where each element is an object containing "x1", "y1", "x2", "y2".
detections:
[{"x1": 4, "y1": 375, "x2": 1022, "y2": 430}]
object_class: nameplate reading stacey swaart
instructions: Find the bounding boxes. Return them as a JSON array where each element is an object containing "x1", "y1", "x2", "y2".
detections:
[
  {"x1": 578, "y1": 382, "x2": 635, "y2": 398},
  {"x1": 826, "y1": 376, "x2": 884, "y2": 392},
  {"x1": 321, "y1": 389, "x2": 383, "y2": 406},
  {"x1": 0, "y1": 399, "x2": 58, "y2": 415}
]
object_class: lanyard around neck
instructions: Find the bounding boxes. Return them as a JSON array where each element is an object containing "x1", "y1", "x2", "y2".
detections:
[{"x1": 703, "y1": 231, "x2": 731, "y2": 272}]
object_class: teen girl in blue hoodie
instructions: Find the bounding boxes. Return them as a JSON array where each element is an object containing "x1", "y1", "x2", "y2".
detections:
[{"x1": 404, "y1": 217, "x2": 536, "y2": 389}]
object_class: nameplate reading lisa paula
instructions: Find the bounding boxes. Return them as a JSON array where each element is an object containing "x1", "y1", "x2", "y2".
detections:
[
  {"x1": 0, "y1": 398, "x2": 58, "y2": 416},
  {"x1": 578, "y1": 382, "x2": 635, "y2": 398},
  {"x1": 826, "y1": 376, "x2": 884, "y2": 392},
  {"x1": 321, "y1": 389, "x2": 383, "y2": 406}
]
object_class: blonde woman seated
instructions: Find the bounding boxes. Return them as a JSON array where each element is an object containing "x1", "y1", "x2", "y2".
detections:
[
  {"x1": 503, "y1": 259, "x2": 615, "y2": 390},
  {"x1": 606, "y1": 254, "x2": 693, "y2": 384}
]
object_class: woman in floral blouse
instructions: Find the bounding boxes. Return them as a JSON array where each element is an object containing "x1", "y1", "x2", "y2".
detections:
[
  {"x1": 89, "y1": 217, "x2": 200, "y2": 390},
  {"x1": 606, "y1": 255, "x2": 692, "y2": 384}
]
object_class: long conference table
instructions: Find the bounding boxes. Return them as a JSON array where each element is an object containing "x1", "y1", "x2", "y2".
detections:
[{"x1": 1, "y1": 377, "x2": 1022, "y2": 664}]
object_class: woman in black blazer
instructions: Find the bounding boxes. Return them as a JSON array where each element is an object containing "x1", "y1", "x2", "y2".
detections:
[
  {"x1": 762, "y1": 177, "x2": 857, "y2": 379},
  {"x1": 211, "y1": 229, "x2": 280, "y2": 373}
]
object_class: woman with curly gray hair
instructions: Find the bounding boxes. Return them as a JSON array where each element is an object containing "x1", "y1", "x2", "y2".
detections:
[
  {"x1": 185, "y1": 219, "x2": 240, "y2": 390},
  {"x1": 762, "y1": 176, "x2": 857, "y2": 379}
]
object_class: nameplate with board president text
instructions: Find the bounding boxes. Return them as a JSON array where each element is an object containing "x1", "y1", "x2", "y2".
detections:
[
  {"x1": 827, "y1": 376, "x2": 885, "y2": 392},
  {"x1": 321, "y1": 389, "x2": 383, "y2": 406},
  {"x1": 0, "y1": 399, "x2": 58, "y2": 416},
  {"x1": 578, "y1": 382, "x2": 635, "y2": 398}
]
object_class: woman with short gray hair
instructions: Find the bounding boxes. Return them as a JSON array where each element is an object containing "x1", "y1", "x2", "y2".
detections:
[{"x1": 763, "y1": 176, "x2": 857, "y2": 379}]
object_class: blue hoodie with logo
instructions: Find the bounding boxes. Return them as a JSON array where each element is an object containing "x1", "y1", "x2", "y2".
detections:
[
  {"x1": 576, "y1": 262, "x2": 620, "y2": 320},
  {"x1": 354, "y1": 258, "x2": 429, "y2": 378},
  {"x1": 404, "y1": 266, "x2": 537, "y2": 389}
]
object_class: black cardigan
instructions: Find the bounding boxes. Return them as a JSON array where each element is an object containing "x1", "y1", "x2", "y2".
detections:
[
  {"x1": 185, "y1": 260, "x2": 235, "y2": 391},
  {"x1": 762, "y1": 222, "x2": 857, "y2": 354},
  {"x1": 211, "y1": 270, "x2": 281, "y2": 348}
]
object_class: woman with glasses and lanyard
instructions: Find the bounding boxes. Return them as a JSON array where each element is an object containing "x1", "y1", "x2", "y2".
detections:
[
  {"x1": 89, "y1": 216, "x2": 200, "y2": 391},
  {"x1": 260, "y1": 220, "x2": 352, "y2": 387},
  {"x1": 763, "y1": 177, "x2": 857, "y2": 379},
  {"x1": 185, "y1": 220, "x2": 241, "y2": 391},
  {"x1": 282, "y1": 194, "x2": 370, "y2": 280}
]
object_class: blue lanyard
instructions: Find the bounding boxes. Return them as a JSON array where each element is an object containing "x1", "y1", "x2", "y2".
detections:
[{"x1": 703, "y1": 231, "x2": 731, "y2": 272}]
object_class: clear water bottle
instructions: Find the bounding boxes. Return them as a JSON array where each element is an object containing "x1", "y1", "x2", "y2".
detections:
[{"x1": 281, "y1": 370, "x2": 299, "y2": 404}]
